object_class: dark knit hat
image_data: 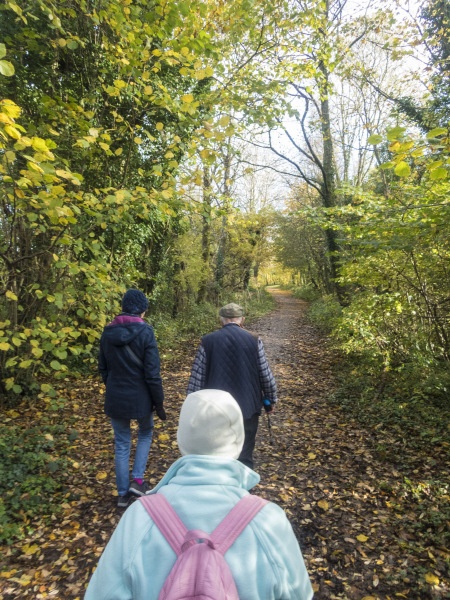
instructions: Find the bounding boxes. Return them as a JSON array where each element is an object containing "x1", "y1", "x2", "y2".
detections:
[
  {"x1": 219, "y1": 303, "x2": 244, "y2": 318},
  {"x1": 122, "y1": 289, "x2": 148, "y2": 315}
]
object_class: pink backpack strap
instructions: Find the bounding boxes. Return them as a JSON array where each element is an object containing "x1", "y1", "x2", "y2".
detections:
[
  {"x1": 212, "y1": 495, "x2": 268, "y2": 555},
  {"x1": 140, "y1": 494, "x2": 187, "y2": 556}
]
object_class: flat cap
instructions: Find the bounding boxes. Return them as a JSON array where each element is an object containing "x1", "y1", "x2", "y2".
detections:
[{"x1": 219, "y1": 303, "x2": 244, "y2": 318}]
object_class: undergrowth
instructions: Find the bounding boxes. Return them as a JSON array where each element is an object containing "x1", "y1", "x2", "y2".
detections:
[
  {"x1": 151, "y1": 287, "x2": 275, "y2": 352},
  {"x1": 328, "y1": 358, "x2": 450, "y2": 453},
  {"x1": 0, "y1": 421, "x2": 75, "y2": 544},
  {"x1": 328, "y1": 357, "x2": 450, "y2": 578}
]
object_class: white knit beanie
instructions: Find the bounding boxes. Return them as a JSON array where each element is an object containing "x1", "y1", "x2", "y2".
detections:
[{"x1": 177, "y1": 390, "x2": 245, "y2": 459}]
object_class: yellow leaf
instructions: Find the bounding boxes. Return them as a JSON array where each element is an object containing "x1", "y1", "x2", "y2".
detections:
[
  {"x1": 5, "y1": 290, "x2": 18, "y2": 301},
  {"x1": 195, "y1": 69, "x2": 205, "y2": 80},
  {"x1": 143, "y1": 85, "x2": 153, "y2": 95},
  {"x1": 4, "y1": 124, "x2": 21, "y2": 139},
  {"x1": 425, "y1": 573, "x2": 439, "y2": 585},
  {"x1": 307, "y1": 452, "x2": 316, "y2": 459},
  {"x1": 134, "y1": 137, "x2": 142, "y2": 145},
  {"x1": 22, "y1": 543, "x2": 39, "y2": 556},
  {"x1": 31, "y1": 137, "x2": 49, "y2": 152},
  {"x1": 279, "y1": 494, "x2": 289, "y2": 502},
  {"x1": 0, "y1": 112, "x2": 13, "y2": 124},
  {"x1": 361, "y1": 597, "x2": 376, "y2": 600},
  {"x1": 312, "y1": 584, "x2": 320, "y2": 593},
  {"x1": 219, "y1": 115, "x2": 230, "y2": 127},
  {"x1": 1, "y1": 571, "x2": 17, "y2": 578},
  {"x1": 0, "y1": 342, "x2": 10, "y2": 351},
  {"x1": 180, "y1": 47, "x2": 189, "y2": 56},
  {"x1": 182, "y1": 94, "x2": 194, "y2": 104},
  {"x1": 357, "y1": 534, "x2": 368, "y2": 542},
  {"x1": 72, "y1": 462, "x2": 80, "y2": 469},
  {"x1": 96, "y1": 472, "x2": 108, "y2": 480},
  {"x1": 317, "y1": 499, "x2": 329, "y2": 511},
  {"x1": 115, "y1": 148, "x2": 123, "y2": 156},
  {"x1": 205, "y1": 66, "x2": 214, "y2": 77},
  {"x1": 156, "y1": 122, "x2": 164, "y2": 130},
  {"x1": 0, "y1": 99, "x2": 21, "y2": 118},
  {"x1": 44, "y1": 434, "x2": 54, "y2": 441},
  {"x1": 158, "y1": 433, "x2": 169, "y2": 442}
]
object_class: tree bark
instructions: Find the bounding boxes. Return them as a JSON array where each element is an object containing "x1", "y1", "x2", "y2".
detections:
[{"x1": 197, "y1": 167, "x2": 212, "y2": 304}]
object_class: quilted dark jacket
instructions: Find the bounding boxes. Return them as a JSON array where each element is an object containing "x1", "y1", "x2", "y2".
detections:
[
  {"x1": 98, "y1": 314, "x2": 164, "y2": 419},
  {"x1": 202, "y1": 324, "x2": 261, "y2": 419}
]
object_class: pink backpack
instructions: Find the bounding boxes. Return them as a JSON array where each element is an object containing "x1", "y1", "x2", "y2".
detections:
[{"x1": 140, "y1": 493, "x2": 268, "y2": 600}]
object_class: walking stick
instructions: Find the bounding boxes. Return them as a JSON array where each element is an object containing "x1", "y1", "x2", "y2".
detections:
[{"x1": 264, "y1": 399, "x2": 274, "y2": 446}]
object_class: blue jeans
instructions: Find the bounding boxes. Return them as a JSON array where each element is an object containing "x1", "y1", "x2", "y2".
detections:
[{"x1": 110, "y1": 414, "x2": 154, "y2": 496}]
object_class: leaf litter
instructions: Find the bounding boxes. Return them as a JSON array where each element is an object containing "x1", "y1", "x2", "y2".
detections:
[{"x1": 0, "y1": 290, "x2": 448, "y2": 599}]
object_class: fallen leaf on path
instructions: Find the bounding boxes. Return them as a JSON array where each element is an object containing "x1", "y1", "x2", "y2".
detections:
[{"x1": 425, "y1": 573, "x2": 439, "y2": 585}]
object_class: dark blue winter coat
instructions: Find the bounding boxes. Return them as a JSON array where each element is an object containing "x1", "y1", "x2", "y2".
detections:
[{"x1": 98, "y1": 314, "x2": 164, "y2": 420}]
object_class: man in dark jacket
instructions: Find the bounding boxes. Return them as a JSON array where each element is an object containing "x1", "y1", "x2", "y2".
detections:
[
  {"x1": 99, "y1": 289, "x2": 166, "y2": 508},
  {"x1": 187, "y1": 302, "x2": 277, "y2": 469}
]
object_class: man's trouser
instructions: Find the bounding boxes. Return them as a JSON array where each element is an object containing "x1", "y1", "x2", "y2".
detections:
[{"x1": 238, "y1": 413, "x2": 259, "y2": 470}]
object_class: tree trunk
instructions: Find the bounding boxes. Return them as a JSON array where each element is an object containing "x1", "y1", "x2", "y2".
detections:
[
  {"x1": 319, "y1": 53, "x2": 342, "y2": 300},
  {"x1": 197, "y1": 167, "x2": 212, "y2": 304}
]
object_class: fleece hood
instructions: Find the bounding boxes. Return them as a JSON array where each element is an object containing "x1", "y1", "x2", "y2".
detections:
[
  {"x1": 102, "y1": 315, "x2": 147, "y2": 347},
  {"x1": 146, "y1": 454, "x2": 260, "y2": 494}
]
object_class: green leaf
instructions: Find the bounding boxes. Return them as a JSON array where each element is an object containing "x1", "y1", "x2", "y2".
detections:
[
  {"x1": 0, "y1": 43, "x2": 6, "y2": 60},
  {"x1": 387, "y1": 126, "x2": 406, "y2": 141},
  {"x1": 12, "y1": 384, "x2": 22, "y2": 394},
  {"x1": 67, "y1": 40, "x2": 78, "y2": 50},
  {"x1": 46, "y1": 461, "x2": 59, "y2": 473},
  {"x1": 0, "y1": 60, "x2": 15, "y2": 77},
  {"x1": 427, "y1": 160, "x2": 443, "y2": 171},
  {"x1": 179, "y1": 2, "x2": 189, "y2": 16},
  {"x1": 50, "y1": 360, "x2": 62, "y2": 370},
  {"x1": 430, "y1": 167, "x2": 447, "y2": 180},
  {"x1": 367, "y1": 135, "x2": 383, "y2": 145},
  {"x1": 426, "y1": 127, "x2": 447, "y2": 139},
  {"x1": 379, "y1": 161, "x2": 395, "y2": 170},
  {"x1": 394, "y1": 161, "x2": 411, "y2": 177}
]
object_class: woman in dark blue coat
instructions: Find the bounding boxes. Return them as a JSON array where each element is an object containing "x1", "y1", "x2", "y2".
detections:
[{"x1": 99, "y1": 289, "x2": 166, "y2": 507}]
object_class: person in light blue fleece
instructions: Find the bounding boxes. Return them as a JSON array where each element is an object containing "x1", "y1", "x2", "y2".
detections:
[{"x1": 84, "y1": 389, "x2": 313, "y2": 600}]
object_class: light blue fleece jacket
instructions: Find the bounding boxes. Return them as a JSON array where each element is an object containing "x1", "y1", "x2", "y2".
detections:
[{"x1": 85, "y1": 456, "x2": 313, "y2": 600}]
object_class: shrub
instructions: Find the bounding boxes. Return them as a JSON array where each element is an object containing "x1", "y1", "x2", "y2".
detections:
[
  {"x1": 290, "y1": 285, "x2": 321, "y2": 302},
  {"x1": 306, "y1": 295, "x2": 342, "y2": 333},
  {"x1": 0, "y1": 422, "x2": 72, "y2": 544}
]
